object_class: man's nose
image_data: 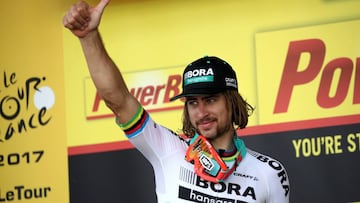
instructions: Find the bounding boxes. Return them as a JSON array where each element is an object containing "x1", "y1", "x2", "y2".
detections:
[{"x1": 196, "y1": 101, "x2": 209, "y2": 118}]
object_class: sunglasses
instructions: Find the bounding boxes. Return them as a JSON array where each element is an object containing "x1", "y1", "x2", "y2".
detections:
[{"x1": 185, "y1": 134, "x2": 242, "y2": 183}]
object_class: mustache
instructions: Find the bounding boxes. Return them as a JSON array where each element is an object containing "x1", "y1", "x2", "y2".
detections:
[{"x1": 195, "y1": 116, "x2": 217, "y2": 125}]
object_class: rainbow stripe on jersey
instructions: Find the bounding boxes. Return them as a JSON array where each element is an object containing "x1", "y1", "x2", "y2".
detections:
[{"x1": 116, "y1": 105, "x2": 149, "y2": 138}]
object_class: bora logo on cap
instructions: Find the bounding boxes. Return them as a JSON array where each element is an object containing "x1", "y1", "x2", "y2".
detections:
[{"x1": 184, "y1": 68, "x2": 214, "y2": 85}]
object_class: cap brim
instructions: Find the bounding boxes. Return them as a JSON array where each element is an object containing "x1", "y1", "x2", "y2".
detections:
[
  {"x1": 169, "y1": 93, "x2": 209, "y2": 101},
  {"x1": 170, "y1": 93, "x2": 209, "y2": 101},
  {"x1": 170, "y1": 89, "x2": 225, "y2": 101},
  {"x1": 169, "y1": 93, "x2": 185, "y2": 101}
]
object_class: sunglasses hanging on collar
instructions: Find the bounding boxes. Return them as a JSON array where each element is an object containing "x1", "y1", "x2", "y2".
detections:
[{"x1": 185, "y1": 133, "x2": 246, "y2": 183}]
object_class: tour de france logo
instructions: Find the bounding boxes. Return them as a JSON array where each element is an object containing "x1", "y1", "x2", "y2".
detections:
[{"x1": 0, "y1": 71, "x2": 54, "y2": 143}]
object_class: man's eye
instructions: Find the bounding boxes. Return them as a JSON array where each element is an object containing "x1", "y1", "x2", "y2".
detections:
[
  {"x1": 206, "y1": 97, "x2": 216, "y2": 103},
  {"x1": 187, "y1": 100, "x2": 197, "y2": 106}
]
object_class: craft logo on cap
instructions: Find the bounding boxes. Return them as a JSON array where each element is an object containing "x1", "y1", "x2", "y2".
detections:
[
  {"x1": 225, "y1": 77, "x2": 237, "y2": 89},
  {"x1": 184, "y1": 68, "x2": 214, "y2": 86}
]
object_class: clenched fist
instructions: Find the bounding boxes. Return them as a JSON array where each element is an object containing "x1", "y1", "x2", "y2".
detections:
[{"x1": 62, "y1": 0, "x2": 109, "y2": 38}]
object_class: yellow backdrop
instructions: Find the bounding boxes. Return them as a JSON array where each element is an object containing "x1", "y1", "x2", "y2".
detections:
[
  {"x1": 0, "y1": 1, "x2": 69, "y2": 203},
  {"x1": 1, "y1": 0, "x2": 360, "y2": 202},
  {"x1": 63, "y1": 0, "x2": 360, "y2": 148}
]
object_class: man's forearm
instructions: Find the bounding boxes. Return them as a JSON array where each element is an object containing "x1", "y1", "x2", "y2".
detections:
[{"x1": 79, "y1": 30, "x2": 138, "y2": 122}]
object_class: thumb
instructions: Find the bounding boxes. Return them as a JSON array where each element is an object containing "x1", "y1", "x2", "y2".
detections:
[{"x1": 95, "y1": 0, "x2": 110, "y2": 14}]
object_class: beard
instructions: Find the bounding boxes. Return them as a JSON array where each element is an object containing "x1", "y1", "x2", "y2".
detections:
[{"x1": 195, "y1": 117, "x2": 233, "y2": 140}]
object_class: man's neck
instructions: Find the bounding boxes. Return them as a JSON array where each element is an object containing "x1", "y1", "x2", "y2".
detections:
[{"x1": 210, "y1": 129, "x2": 236, "y2": 151}]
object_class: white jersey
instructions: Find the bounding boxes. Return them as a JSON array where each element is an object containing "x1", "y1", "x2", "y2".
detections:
[{"x1": 118, "y1": 107, "x2": 290, "y2": 203}]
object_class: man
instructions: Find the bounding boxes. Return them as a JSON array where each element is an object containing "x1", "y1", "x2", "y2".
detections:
[{"x1": 63, "y1": 0, "x2": 290, "y2": 202}]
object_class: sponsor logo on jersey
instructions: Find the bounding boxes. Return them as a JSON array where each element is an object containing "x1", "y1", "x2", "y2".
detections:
[
  {"x1": 179, "y1": 186, "x2": 248, "y2": 203},
  {"x1": 253, "y1": 153, "x2": 290, "y2": 197},
  {"x1": 233, "y1": 173, "x2": 259, "y2": 181},
  {"x1": 179, "y1": 167, "x2": 256, "y2": 202}
]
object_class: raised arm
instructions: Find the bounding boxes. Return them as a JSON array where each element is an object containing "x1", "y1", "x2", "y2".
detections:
[{"x1": 63, "y1": 0, "x2": 139, "y2": 123}]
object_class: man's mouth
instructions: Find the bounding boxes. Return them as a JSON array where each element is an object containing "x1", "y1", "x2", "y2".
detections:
[{"x1": 197, "y1": 118, "x2": 216, "y2": 130}]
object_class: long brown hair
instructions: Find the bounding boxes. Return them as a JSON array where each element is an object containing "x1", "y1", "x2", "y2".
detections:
[{"x1": 181, "y1": 90, "x2": 254, "y2": 137}]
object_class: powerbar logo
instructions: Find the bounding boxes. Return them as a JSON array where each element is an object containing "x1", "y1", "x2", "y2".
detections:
[
  {"x1": 84, "y1": 67, "x2": 185, "y2": 120},
  {"x1": 274, "y1": 38, "x2": 360, "y2": 113},
  {"x1": 255, "y1": 20, "x2": 360, "y2": 125}
]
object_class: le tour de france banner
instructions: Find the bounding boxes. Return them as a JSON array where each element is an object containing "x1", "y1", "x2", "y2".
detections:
[
  {"x1": 63, "y1": 1, "x2": 360, "y2": 203},
  {"x1": 0, "y1": 70, "x2": 69, "y2": 203},
  {"x1": 0, "y1": 1, "x2": 69, "y2": 203}
]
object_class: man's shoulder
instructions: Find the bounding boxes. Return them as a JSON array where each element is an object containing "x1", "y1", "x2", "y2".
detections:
[
  {"x1": 242, "y1": 148, "x2": 291, "y2": 199},
  {"x1": 243, "y1": 148, "x2": 288, "y2": 175}
]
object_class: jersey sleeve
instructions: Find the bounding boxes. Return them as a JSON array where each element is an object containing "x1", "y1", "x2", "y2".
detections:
[{"x1": 115, "y1": 105, "x2": 187, "y2": 163}]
